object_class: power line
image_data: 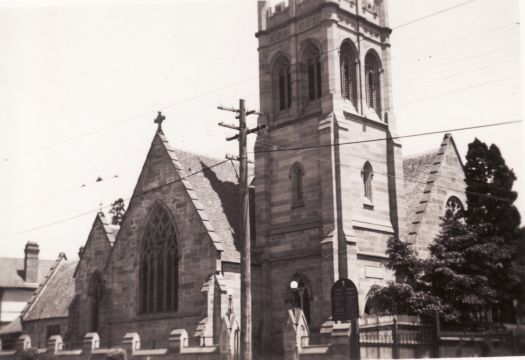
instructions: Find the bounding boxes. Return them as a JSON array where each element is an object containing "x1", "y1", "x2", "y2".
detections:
[
  {"x1": 392, "y1": 0, "x2": 479, "y2": 29},
  {"x1": 1, "y1": 6, "x2": 516, "y2": 165},
  {"x1": 2, "y1": 119, "x2": 521, "y2": 241},
  {"x1": 252, "y1": 120, "x2": 522, "y2": 154},
  {"x1": 0, "y1": 159, "x2": 230, "y2": 240}
]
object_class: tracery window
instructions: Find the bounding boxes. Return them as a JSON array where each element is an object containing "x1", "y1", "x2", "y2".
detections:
[
  {"x1": 88, "y1": 272, "x2": 103, "y2": 332},
  {"x1": 445, "y1": 196, "x2": 464, "y2": 218},
  {"x1": 363, "y1": 161, "x2": 374, "y2": 202},
  {"x1": 273, "y1": 56, "x2": 292, "y2": 111},
  {"x1": 364, "y1": 52, "x2": 382, "y2": 116},
  {"x1": 289, "y1": 162, "x2": 305, "y2": 208},
  {"x1": 303, "y1": 44, "x2": 322, "y2": 102},
  {"x1": 340, "y1": 42, "x2": 358, "y2": 106},
  {"x1": 140, "y1": 204, "x2": 178, "y2": 313}
]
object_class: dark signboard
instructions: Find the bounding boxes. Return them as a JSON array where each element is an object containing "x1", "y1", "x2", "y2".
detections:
[{"x1": 331, "y1": 278, "x2": 359, "y2": 321}]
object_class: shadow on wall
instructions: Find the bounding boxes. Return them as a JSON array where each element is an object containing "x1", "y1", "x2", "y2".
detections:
[{"x1": 200, "y1": 161, "x2": 242, "y2": 251}]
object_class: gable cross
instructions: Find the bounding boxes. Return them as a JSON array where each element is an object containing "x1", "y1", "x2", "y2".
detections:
[{"x1": 154, "y1": 111, "x2": 166, "y2": 133}]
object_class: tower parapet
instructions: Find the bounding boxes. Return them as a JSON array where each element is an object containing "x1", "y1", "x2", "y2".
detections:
[{"x1": 258, "y1": 0, "x2": 390, "y2": 33}]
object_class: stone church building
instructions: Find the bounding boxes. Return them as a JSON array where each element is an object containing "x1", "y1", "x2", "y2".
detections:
[{"x1": 4, "y1": 0, "x2": 467, "y2": 358}]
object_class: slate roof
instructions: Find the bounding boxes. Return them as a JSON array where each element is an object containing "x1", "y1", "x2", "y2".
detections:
[
  {"x1": 0, "y1": 317, "x2": 21, "y2": 335},
  {"x1": 402, "y1": 149, "x2": 437, "y2": 237},
  {"x1": 22, "y1": 257, "x2": 78, "y2": 321},
  {"x1": 157, "y1": 132, "x2": 254, "y2": 263},
  {"x1": 0, "y1": 257, "x2": 56, "y2": 288}
]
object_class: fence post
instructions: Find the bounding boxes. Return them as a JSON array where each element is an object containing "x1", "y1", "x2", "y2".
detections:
[
  {"x1": 350, "y1": 318, "x2": 361, "y2": 360},
  {"x1": 122, "y1": 332, "x2": 140, "y2": 356},
  {"x1": 431, "y1": 314, "x2": 440, "y2": 358},
  {"x1": 46, "y1": 335, "x2": 63, "y2": 355},
  {"x1": 16, "y1": 335, "x2": 31, "y2": 353},
  {"x1": 168, "y1": 329, "x2": 188, "y2": 353},
  {"x1": 392, "y1": 317, "x2": 399, "y2": 359},
  {"x1": 83, "y1": 332, "x2": 100, "y2": 352}
]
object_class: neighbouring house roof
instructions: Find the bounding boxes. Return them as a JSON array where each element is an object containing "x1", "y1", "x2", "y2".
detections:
[
  {"x1": 154, "y1": 132, "x2": 253, "y2": 263},
  {"x1": 0, "y1": 317, "x2": 21, "y2": 335},
  {"x1": 0, "y1": 257, "x2": 56, "y2": 289},
  {"x1": 21, "y1": 255, "x2": 78, "y2": 322}
]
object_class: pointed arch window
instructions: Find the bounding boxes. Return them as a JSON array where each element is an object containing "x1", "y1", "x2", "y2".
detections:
[
  {"x1": 362, "y1": 161, "x2": 373, "y2": 202},
  {"x1": 364, "y1": 52, "x2": 382, "y2": 116},
  {"x1": 289, "y1": 162, "x2": 305, "y2": 208},
  {"x1": 340, "y1": 42, "x2": 358, "y2": 106},
  {"x1": 303, "y1": 44, "x2": 322, "y2": 102},
  {"x1": 88, "y1": 272, "x2": 104, "y2": 332},
  {"x1": 140, "y1": 204, "x2": 179, "y2": 313},
  {"x1": 273, "y1": 56, "x2": 292, "y2": 111},
  {"x1": 289, "y1": 275, "x2": 311, "y2": 324}
]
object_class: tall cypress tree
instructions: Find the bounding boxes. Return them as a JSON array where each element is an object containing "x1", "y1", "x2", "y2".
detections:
[
  {"x1": 464, "y1": 139, "x2": 521, "y2": 314},
  {"x1": 369, "y1": 138, "x2": 523, "y2": 323}
]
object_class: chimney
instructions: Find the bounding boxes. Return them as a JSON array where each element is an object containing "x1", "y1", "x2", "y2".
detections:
[{"x1": 24, "y1": 242, "x2": 40, "y2": 283}]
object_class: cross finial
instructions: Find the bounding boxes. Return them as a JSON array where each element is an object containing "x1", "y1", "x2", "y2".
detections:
[
  {"x1": 99, "y1": 202, "x2": 103, "y2": 215},
  {"x1": 154, "y1": 111, "x2": 166, "y2": 133}
]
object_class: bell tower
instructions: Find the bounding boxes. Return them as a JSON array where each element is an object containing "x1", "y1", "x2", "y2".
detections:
[{"x1": 252, "y1": 0, "x2": 405, "y2": 355}]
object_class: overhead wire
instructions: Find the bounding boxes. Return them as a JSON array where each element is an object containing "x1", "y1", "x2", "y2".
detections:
[
  {"x1": 0, "y1": 1, "x2": 521, "y2": 240},
  {"x1": 0, "y1": 159, "x2": 230, "y2": 240},
  {"x1": 0, "y1": 2, "x2": 518, "y2": 165},
  {"x1": 2, "y1": 119, "x2": 522, "y2": 240},
  {"x1": 251, "y1": 120, "x2": 522, "y2": 154}
]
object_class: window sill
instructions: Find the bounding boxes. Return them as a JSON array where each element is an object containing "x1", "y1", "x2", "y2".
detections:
[
  {"x1": 363, "y1": 196, "x2": 374, "y2": 210},
  {"x1": 342, "y1": 101, "x2": 359, "y2": 115},
  {"x1": 364, "y1": 108, "x2": 382, "y2": 122}
]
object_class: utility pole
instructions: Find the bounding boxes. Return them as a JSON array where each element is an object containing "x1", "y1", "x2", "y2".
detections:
[{"x1": 218, "y1": 99, "x2": 264, "y2": 360}]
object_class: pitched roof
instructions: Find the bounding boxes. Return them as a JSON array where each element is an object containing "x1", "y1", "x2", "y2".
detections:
[
  {"x1": 74, "y1": 213, "x2": 118, "y2": 278},
  {"x1": 402, "y1": 149, "x2": 437, "y2": 237},
  {"x1": 157, "y1": 132, "x2": 249, "y2": 262},
  {"x1": 0, "y1": 317, "x2": 21, "y2": 335},
  {"x1": 402, "y1": 134, "x2": 462, "y2": 241},
  {"x1": 22, "y1": 256, "x2": 78, "y2": 321},
  {"x1": 0, "y1": 257, "x2": 56, "y2": 289}
]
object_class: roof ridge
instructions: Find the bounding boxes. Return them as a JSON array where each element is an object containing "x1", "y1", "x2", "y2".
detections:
[{"x1": 403, "y1": 148, "x2": 438, "y2": 160}]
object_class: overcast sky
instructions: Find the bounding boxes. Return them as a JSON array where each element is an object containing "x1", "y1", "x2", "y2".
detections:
[{"x1": 0, "y1": 0, "x2": 522, "y2": 260}]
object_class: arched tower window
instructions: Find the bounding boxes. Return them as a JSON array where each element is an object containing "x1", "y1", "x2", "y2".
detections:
[
  {"x1": 340, "y1": 41, "x2": 358, "y2": 106},
  {"x1": 88, "y1": 272, "x2": 104, "y2": 332},
  {"x1": 364, "y1": 52, "x2": 382, "y2": 116},
  {"x1": 289, "y1": 275, "x2": 312, "y2": 324},
  {"x1": 445, "y1": 196, "x2": 464, "y2": 218},
  {"x1": 273, "y1": 56, "x2": 292, "y2": 111},
  {"x1": 302, "y1": 44, "x2": 322, "y2": 102},
  {"x1": 362, "y1": 161, "x2": 373, "y2": 202},
  {"x1": 289, "y1": 162, "x2": 305, "y2": 208},
  {"x1": 140, "y1": 203, "x2": 179, "y2": 313}
]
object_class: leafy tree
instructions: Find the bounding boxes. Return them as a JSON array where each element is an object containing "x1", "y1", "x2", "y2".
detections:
[
  {"x1": 369, "y1": 138, "x2": 523, "y2": 323},
  {"x1": 463, "y1": 139, "x2": 522, "y2": 316},
  {"x1": 368, "y1": 237, "x2": 448, "y2": 320},
  {"x1": 109, "y1": 198, "x2": 126, "y2": 226}
]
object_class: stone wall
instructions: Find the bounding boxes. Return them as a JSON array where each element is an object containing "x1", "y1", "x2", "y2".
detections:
[
  {"x1": 71, "y1": 215, "x2": 112, "y2": 341},
  {"x1": 0, "y1": 316, "x2": 240, "y2": 360},
  {"x1": 102, "y1": 134, "x2": 224, "y2": 345}
]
